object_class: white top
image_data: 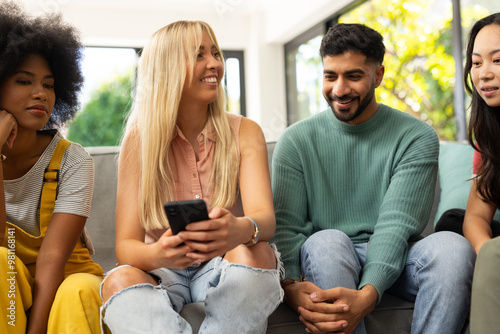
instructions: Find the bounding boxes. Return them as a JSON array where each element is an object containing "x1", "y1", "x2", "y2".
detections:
[{"x1": 4, "y1": 130, "x2": 94, "y2": 236}]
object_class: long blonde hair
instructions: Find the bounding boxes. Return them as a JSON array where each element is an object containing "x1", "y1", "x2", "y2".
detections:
[{"x1": 125, "y1": 21, "x2": 239, "y2": 231}]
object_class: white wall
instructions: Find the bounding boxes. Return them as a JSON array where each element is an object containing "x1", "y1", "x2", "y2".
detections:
[
  {"x1": 264, "y1": 0, "x2": 354, "y2": 43},
  {"x1": 17, "y1": 0, "x2": 354, "y2": 141}
]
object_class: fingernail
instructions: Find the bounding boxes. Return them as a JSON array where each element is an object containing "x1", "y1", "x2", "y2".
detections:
[
  {"x1": 310, "y1": 293, "x2": 317, "y2": 299},
  {"x1": 343, "y1": 306, "x2": 348, "y2": 311}
]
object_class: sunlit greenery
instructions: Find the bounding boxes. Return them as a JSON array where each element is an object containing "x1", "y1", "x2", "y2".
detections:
[
  {"x1": 340, "y1": 0, "x2": 490, "y2": 140},
  {"x1": 67, "y1": 70, "x2": 133, "y2": 146},
  {"x1": 67, "y1": 0, "x2": 496, "y2": 145}
]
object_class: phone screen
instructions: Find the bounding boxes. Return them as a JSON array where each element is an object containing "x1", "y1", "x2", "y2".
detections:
[{"x1": 163, "y1": 199, "x2": 209, "y2": 235}]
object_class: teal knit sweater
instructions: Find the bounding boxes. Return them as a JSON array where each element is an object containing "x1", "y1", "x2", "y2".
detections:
[{"x1": 272, "y1": 104, "x2": 439, "y2": 299}]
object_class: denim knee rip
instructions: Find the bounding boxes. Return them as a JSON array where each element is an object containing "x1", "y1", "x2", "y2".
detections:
[
  {"x1": 210, "y1": 243, "x2": 284, "y2": 303},
  {"x1": 99, "y1": 244, "x2": 284, "y2": 332},
  {"x1": 100, "y1": 282, "x2": 164, "y2": 333},
  {"x1": 99, "y1": 265, "x2": 167, "y2": 333}
]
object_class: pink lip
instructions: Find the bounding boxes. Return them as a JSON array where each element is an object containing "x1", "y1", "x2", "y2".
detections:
[
  {"x1": 335, "y1": 101, "x2": 354, "y2": 109},
  {"x1": 27, "y1": 104, "x2": 48, "y2": 116},
  {"x1": 481, "y1": 86, "x2": 498, "y2": 98},
  {"x1": 28, "y1": 104, "x2": 48, "y2": 112}
]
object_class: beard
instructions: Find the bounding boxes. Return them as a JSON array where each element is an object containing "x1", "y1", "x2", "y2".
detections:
[{"x1": 326, "y1": 88, "x2": 375, "y2": 123}]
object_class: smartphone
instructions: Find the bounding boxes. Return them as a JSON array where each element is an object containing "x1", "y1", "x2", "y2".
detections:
[{"x1": 163, "y1": 199, "x2": 209, "y2": 235}]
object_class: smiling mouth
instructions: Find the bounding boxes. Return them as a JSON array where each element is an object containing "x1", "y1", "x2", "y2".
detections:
[
  {"x1": 328, "y1": 94, "x2": 358, "y2": 104},
  {"x1": 335, "y1": 98, "x2": 355, "y2": 104},
  {"x1": 201, "y1": 77, "x2": 217, "y2": 83},
  {"x1": 330, "y1": 95, "x2": 357, "y2": 105}
]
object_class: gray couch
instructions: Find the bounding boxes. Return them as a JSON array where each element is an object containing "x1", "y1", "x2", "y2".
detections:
[{"x1": 86, "y1": 141, "x2": 472, "y2": 333}]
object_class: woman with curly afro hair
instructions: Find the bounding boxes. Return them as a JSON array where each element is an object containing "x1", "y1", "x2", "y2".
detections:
[{"x1": 0, "y1": 2, "x2": 103, "y2": 333}]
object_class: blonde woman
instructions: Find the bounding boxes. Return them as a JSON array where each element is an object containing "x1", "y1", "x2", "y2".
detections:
[{"x1": 100, "y1": 21, "x2": 282, "y2": 333}]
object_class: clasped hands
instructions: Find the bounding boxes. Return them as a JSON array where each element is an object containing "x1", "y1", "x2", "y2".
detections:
[{"x1": 285, "y1": 281, "x2": 378, "y2": 334}]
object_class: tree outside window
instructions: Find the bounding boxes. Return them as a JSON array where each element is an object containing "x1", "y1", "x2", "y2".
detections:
[{"x1": 339, "y1": 0, "x2": 492, "y2": 141}]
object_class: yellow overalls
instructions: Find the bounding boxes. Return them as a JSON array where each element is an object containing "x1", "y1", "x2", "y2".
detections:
[{"x1": 1, "y1": 138, "x2": 104, "y2": 333}]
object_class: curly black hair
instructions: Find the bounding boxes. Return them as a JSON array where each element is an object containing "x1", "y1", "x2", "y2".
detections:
[{"x1": 0, "y1": 1, "x2": 83, "y2": 128}]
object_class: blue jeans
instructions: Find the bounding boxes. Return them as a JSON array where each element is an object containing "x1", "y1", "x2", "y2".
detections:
[
  {"x1": 301, "y1": 230, "x2": 475, "y2": 334},
  {"x1": 101, "y1": 256, "x2": 282, "y2": 334}
]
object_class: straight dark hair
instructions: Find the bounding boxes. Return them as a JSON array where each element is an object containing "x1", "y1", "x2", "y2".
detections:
[{"x1": 464, "y1": 12, "x2": 500, "y2": 207}]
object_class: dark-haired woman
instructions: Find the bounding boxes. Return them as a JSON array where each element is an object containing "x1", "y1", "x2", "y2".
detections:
[
  {"x1": 0, "y1": 2, "x2": 103, "y2": 333},
  {"x1": 460, "y1": 12, "x2": 500, "y2": 333}
]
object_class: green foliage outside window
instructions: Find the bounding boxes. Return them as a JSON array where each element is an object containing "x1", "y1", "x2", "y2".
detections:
[
  {"x1": 67, "y1": 70, "x2": 133, "y2": 147},
  {"x1": 340, "y1": 0, "x2": 490, "y2": 141},
  {"x1": 67, "y1": 0, "x2": 495, "y2": 145}
]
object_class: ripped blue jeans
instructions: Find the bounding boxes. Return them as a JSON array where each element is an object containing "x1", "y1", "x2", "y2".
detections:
[
  {"x1": 100, "y1": 249, "x2": 283, "y2": 334},
  {"x1": 301, "y1": 230, "x2": 475, "y2": 334}
]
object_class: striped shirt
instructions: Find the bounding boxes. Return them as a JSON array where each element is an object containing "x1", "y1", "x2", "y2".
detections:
[{"x1": 4, "y1": 130, "x2": 94, "y2": 236}]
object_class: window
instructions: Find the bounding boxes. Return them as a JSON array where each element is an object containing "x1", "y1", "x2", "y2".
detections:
[
  {"x1": 67, "y1": 47, "x2": 246, "y2": 146},
  {"x1": 79, "y1": 47, "x2": 138, "y2": 106},
  {"x1": 340, "y1": 0, "x2": 458, "y2": 140},
  {"x1": 461, "y1": 0, "x2": 500, "y2": 35},
  {"x1": 224, "y1": 50, "x2": 246, "y2": 116},
  {"x1": 284, "y1": 0, "x2": 499, "y2": 141},
  {"x1": 285, "y1": 25, "x2": 327, "y2": 125},
  {"x1": 66, "y1": 47, "x2": 137, "y2": 147}
]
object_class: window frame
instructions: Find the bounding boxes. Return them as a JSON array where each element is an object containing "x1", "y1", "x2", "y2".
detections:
[
  {"x1": 284, "y1": 23, "x2": 327, "y2": 125},
  {"x1": 284, "y1": 0, "x2": 468, "y2": 140},
  {"x1": 223, "y1": 50, "x2": 247, "y2": 117}
]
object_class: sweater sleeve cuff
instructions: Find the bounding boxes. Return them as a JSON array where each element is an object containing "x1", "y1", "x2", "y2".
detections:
[
  {"x1": 359, "y1": 265, "x2": 399, "y2": 304},
  {"x1": 283, "y1": 267, "x2": 301, "y2": 283}
]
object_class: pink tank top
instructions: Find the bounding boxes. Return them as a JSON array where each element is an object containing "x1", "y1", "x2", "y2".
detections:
[
  {"x1": 472, "y1": 149, "x2": 481, "y2": 176},
  {"x1": 145, "y1": 113, "x2": 244, "y2": 243}
]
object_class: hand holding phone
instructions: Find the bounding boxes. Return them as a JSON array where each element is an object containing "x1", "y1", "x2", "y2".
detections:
[{"x1": 164, "y1": 199, "x2": 209, "y2": 235}]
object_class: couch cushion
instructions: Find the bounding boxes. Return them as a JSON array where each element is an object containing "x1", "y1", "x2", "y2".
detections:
[
  {"x1": 181, "y1": 302, "x2": 306, "y2": 334},
  {"x1": 179, "y1": 295, "x2": 416, "y2": 334},
  {"x1": 436, "y1": 142, "x2": 500, "y2": 226},
  {"x1": 435, "y1": 142, "x2": 474, "y2": 226},
  {"x1": 84, "y1": 146, "x2": 120, "y2": 272}
]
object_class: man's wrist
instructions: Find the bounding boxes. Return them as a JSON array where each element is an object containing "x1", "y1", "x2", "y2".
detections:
[
  {"x1": 360, "y1": 284, "x2": 379, "y2": 309},
  {"x1": 280, "y1": 279, "x2": 300, "y2": 307}
]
